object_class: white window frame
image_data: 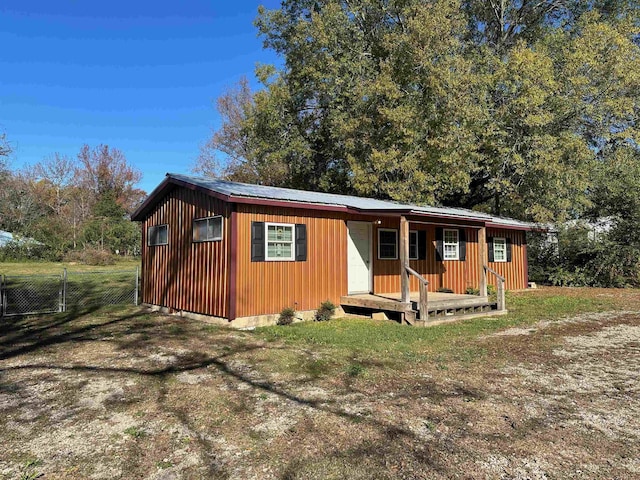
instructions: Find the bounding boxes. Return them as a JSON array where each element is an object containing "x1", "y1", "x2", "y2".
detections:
[
  {"x1": 443, "y1": 228, "x2": 459, "y2": 261},
  {"x1": 193, "y1": 215, "x2": 223, "y2": 242},
  {"x1": 265, "y1": 222, "x2": 295, "y2": 261},
  {"x1": 378, "y1": 228, "x2": 398, "y2": 260},
  {"x1": 147, "y1": 224, "x2": 168, "y2": 246},
  {"x1": 409, "y1": 230, "x2": 419, "y2": 260},
  {"x1": 493, "y1": 237, "x2": 507, "y2": 262}
]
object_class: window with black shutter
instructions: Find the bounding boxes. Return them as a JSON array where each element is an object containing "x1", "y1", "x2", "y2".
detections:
[{"x1": 295, "y1": 224, "x2": 307, "y2": 261}]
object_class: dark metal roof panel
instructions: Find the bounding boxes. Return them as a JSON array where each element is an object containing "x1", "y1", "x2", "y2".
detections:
[{"x1": 167, "y1": 173, "x2": 493, "y2": 221}]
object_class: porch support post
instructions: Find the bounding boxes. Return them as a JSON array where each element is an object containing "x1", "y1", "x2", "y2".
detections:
[
  {"x1": 400, "y1": 215, "x2": 410, "y2": 304},
  {"x1": 478, "y1": 225, "x2": 488, "y2": 297}
]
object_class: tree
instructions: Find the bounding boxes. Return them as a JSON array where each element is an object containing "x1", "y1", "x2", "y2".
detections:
[
  {"x1": 76, "y1": 144, "x2": 145, "y2": 213},
  {"x1": 82, "y1": 190, "x2": 140, "y2": 254},
  {"x1": 195, "y1": 77, "x2": 257, "y2": 180},
  {"x1": 204, "y1": 0, "x2": 640, "y2": 222},
  {"x1": 0, "y1": 131, "x2": 10, "y2": 162}
]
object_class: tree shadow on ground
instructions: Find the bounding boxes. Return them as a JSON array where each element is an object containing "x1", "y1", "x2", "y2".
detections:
[{"x1": 0, "y1": 307, "x2": 493, "y2": 478}]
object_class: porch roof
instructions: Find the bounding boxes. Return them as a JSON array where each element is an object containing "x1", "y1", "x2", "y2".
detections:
[{"x1": 132, "y1": 173, "x2": 537, "y2": 229}]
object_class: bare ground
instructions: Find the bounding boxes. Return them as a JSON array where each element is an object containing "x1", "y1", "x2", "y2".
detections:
[{"x1": 1, "y1": 289, "x2": 639, "y2": 479}]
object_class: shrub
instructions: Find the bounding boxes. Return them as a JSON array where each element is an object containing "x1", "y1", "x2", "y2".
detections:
[
  {"x1": 528, "y1": 226, "x2": 640, "y2": 288},
  {"x1": 315, "y1": 300, "x2": 336, "y2": 321},
  {"x1": 465, "y1": 287, "x2": 480, "y2": 295},
  {"x1": 63, "y1": 247, "x2": 116, "y2": 266},
  {"x1": 487, "y1": 284, "x2": 497, "y2": 296},
  {"x1": 0, "y1": 240, "x2": 51, "y2": 262},
  {"x1": 437, "y1": 287, "x2": 454, "y2": 293},
  {"x1": 277, "y1": 307, "x2": 296, "y2": 326}
]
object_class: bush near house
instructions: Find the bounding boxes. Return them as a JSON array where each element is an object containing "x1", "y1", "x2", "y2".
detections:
[{"x1": 529, "y1": 226, "x2": 640, "y2": 288}]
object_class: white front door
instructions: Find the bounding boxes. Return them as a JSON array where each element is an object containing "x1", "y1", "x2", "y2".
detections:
[{"x1": 347, "y1": 221, "x2": 372, "y2": 294}]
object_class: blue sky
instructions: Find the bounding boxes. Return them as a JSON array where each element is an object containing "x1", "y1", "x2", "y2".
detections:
[{"x1": 0, "y1": 0, "x2": 281, "y2": 193}]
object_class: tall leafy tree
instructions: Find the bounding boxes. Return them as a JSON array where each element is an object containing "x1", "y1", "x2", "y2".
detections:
[
  {"x1": 203, "y1": 0, "x2": 640, "y2": 222},
  {"x1": 76, "y1": 144, "x2": 145, "y2": 213}
]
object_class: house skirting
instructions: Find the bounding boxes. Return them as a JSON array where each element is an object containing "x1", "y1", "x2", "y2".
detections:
[{"x1": 143, "y1": 303, "x2": 345, "y2": 329}]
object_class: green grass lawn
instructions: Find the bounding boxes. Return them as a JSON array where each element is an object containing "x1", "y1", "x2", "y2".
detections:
[
  {"x1": 0, "y1": 258, "x2": 140, "y2": 275},
  {"x1": 255, "y1": 287, "x2": 630, "y2": 370}
]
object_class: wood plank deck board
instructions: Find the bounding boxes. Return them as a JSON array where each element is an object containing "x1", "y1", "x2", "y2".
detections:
[{"x1": 341, "y1": 292, "x2": 490, "y2": 311}]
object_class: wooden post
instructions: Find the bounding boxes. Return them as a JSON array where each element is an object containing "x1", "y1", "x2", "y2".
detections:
[
  {"x1": 478, "y1": 226, "x2": 487, "y2": 297},
  {"x1": 419, "y1": 281, "x2": 428, "y2": 323},
  {"x1": 497, "y1": 278, "x2": 506, "y2": 311},
  {"x1": 399, "y1": 215, "x2": 410, "y2": 304}
]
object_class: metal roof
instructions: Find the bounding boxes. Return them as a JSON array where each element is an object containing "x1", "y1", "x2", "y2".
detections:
[
  {"x1": 132, "y1": 173, "x2": 535, "y2": 229},
  {"x1": 0, "y1": 230, "x2": 42, "y2": 247},
  {"x1": 167, "y1": 173, "x2": 494, "y2": 221}
]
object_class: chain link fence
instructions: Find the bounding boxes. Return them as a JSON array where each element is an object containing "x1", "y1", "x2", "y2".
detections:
[{"x1": 1, "y1": 268, "x2": 138, "y2": 317}]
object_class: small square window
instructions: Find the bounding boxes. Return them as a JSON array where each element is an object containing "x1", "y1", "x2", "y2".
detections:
[
  {"x1": 443, "y1": 229, "x2": 459, "y2": 260},
  {"x1": 378, "y1": 229, "x2": 398, "y2": 260},
  {"x1": 148, "y1": 224, "x2": 168, "y2": 246},
  {"x1": 265, "y1": 223, "x2": 295, "y2": 261},
  {"x1": 493, "y1": 237, "x2": 507, "y2": 262},
  {"x1": 409, "y1": 231, "x2": 419, "y2": 260},
  {"x1": 193, "y1": 216, "x2": 223, "y2": 242}
]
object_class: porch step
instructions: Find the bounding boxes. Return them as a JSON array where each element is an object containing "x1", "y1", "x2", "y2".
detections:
[
  {"x1": 340, "y1": 292, "x2": 505, "y2": 326},
  {"x1": 415, "y1": 297, "x2": 490, "y2": 311},
  {"x1": 414, "y1": 308, "x2": 508, "y2": 326},
  {"x1": 421, "y1": 301, "x2": 498, "y2": 318}
]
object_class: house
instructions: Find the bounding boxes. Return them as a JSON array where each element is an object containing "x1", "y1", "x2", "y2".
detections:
[{"x1": 132, "y1": 173, "x2": 536, "y2": 327}]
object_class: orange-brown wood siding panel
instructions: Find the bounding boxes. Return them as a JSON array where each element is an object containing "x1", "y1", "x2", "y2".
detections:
[
  {"x1": 234, "y1": 205, "x2": 349, "y2": 318},
  {"x1": 141, "y1": 187, "x2": 231, "y2": 317},
  {"x1": 372, "y1": 219, "x2": 481, "y2": 295},
  {"x1": 487, "y1": 228, "x2": 528, "y2": 290}
]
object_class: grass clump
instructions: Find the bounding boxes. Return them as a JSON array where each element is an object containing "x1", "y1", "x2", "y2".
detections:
[
  {"x1": 20, "y1": 459, "x2": 43, "y2": 480},
  {"x1": 346, "y1": 362, "x2": 365, "y2": 377},
  {"x1": 124, "y1": 426, "x2": 146, "y2": 439}
]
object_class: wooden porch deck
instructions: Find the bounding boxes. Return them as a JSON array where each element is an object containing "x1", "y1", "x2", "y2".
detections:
[{"x1": 340, "y1": 291, "x2": 505, "y2": 324}]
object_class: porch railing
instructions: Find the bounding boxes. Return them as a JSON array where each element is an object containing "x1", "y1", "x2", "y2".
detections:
[
  {"x1": 483, "y1": 265, "x2": 506, "y2": 311},
  {"x1": 405, "y1": 266, "x2": 429, "y2": 321}
]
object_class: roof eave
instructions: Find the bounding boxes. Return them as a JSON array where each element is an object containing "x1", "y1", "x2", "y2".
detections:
[{"x1": 132, "y1": 175, "x2": 530, "y2": 230}]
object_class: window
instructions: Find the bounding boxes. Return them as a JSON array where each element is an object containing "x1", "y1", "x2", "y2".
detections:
[
  {"x1": 265, "y1": 223, "x2": 295, "y2": 261},
  {"x1": 443, "y1": 229, "x2": 459, "y2": 260},
  {"x1": 493, "y1": 237, "x2": 507, "y2": 262},
  {"x1": 409, "y1": 230, "x2": 419, "y2": 260},
  {"x1": 378, "y1": 229, "x2": 398, "y2": 260},
  {"x1": 193, "y1": 216, "x2": 223, "y2": 242},
  {"x1": 148, "y1": 224, "x2": 168, "y2": 246}
]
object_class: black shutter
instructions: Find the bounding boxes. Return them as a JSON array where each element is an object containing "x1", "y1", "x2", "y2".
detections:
[
  {"x1": 487, "y1": 237, "x2": 495, "y2": 263},
  {"x1": 435, "y1": 227, "x2": 443, "y2": 261},
  {"x1": 295, "y1": 224, "x2": 307, "y2": 261},
  {"x1": 418, "y1": 230, "x2": 427, "y2": 260},
  {"x1": 459, "y1": 229, "x2": 466, "y2": 261},
  {"x1": 506, "y1": 237, "x2": 512, "y2": 262},
  {"x1": 251, "y1": 222, "x2": 265, "y2": 262}
]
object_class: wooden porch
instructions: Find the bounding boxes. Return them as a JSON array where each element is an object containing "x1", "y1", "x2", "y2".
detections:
[
  {"x1": 345, "y1": 215, "x2": 509, "y2": 326},
  {"x1": 341, "y1": 290, "x2": 506, "y2": 325}
]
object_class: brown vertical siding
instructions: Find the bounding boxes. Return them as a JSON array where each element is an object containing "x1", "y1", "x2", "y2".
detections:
[
  {"x1": 140, "y1": 186, "x2": 231, "y2": 317},
  {"x1": 234, "y1": 205, "x2": 349, "y2": 318},
  {"x1": 139, "y1": 187, "x2": 529, "y2": 319},
  {"x1": 487, "y1": 228, "x2": 528, "y2": 290},
  {"x1": 372, "y1": 219, "x2": 482, "y2": 295}
]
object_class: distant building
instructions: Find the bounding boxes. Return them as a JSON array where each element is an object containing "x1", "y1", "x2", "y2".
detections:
[{"x1": 0, "y1": 230, "x2": 42, "y2": 247}]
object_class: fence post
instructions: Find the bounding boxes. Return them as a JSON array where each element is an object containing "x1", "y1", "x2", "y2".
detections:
[
  {"x1": 62, "y1": 268, "x2": 67, "y2": 312},
  {"x1": 134, "y1": 266, "x2": 139, "y2": 306},
  {"x1": 1, "y1": 275, "x2": 4, "y2": 317}
]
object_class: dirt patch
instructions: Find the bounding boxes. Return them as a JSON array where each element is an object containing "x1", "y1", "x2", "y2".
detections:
[
  {"x1": 1, "y1": 294, "x2": 639, "y2": 479},
  {"x1": 487, "y1": 310, "x2": 638, "y2": 337}
]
